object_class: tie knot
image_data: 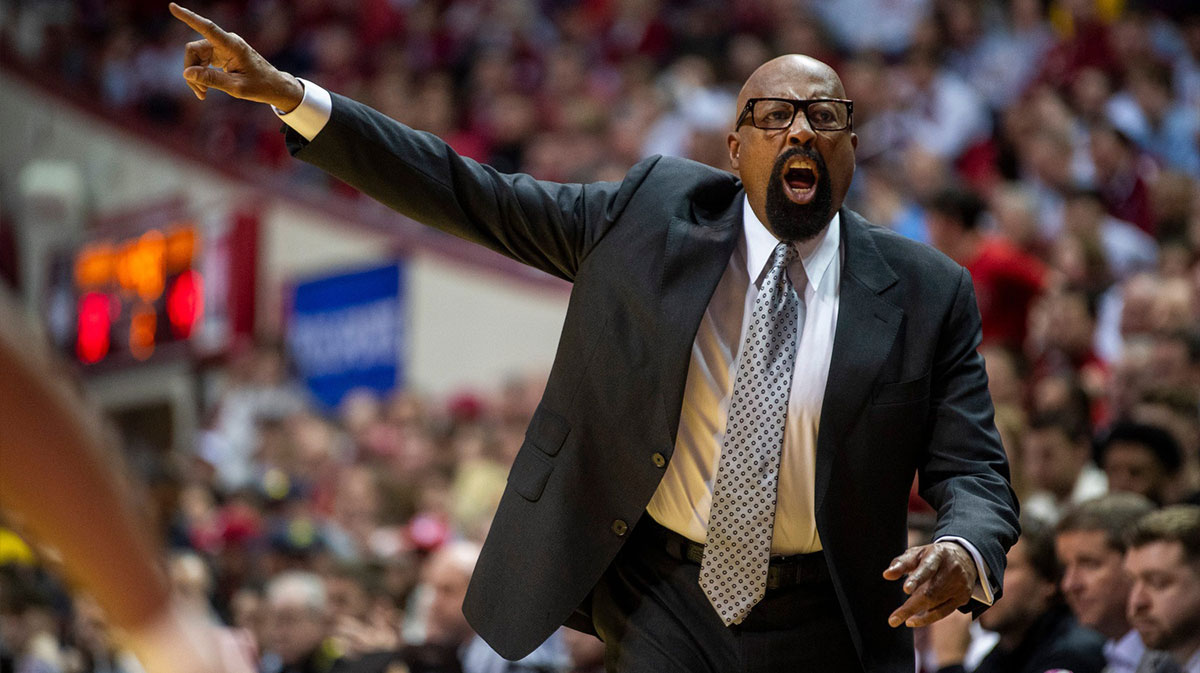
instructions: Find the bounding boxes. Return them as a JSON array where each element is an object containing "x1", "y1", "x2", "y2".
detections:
[
  {"x1": 771, "y1": 242, "x2": 798, "y2": 270},
  {"x1": 763, "y1": 242, "x2": 800, "y2": 291}
]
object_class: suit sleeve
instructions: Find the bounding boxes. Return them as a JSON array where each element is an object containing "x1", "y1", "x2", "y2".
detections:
[
  {"x1": 283, "y1": 92, "x2": 656, "y2": 282},
  {"x1": 918, "y1": 266, "x2": 1020, "y2": 612}
]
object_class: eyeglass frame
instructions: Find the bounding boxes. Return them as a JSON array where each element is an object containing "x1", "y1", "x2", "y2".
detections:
[{"x1": 735, "y1": 97, "x2": 855, "y2": 132}]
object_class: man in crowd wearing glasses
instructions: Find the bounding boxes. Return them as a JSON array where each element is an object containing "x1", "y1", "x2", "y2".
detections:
[{"x1": 169, "y1": 4, "x2": 1019, "y2": 671}]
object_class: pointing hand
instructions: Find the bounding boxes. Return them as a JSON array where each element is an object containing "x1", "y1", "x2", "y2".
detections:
[{"x1": 168, "y1": 3, "x2": 303, "y2": 111}]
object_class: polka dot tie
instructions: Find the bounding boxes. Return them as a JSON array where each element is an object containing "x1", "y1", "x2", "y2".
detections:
[{"x1": 700, "y1": 241, "x2": 802, "y2": 626}]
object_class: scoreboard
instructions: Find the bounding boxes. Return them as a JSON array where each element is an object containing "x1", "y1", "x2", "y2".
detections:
[
  {"x1": 71, "y1": 225, "x2": 203, "y2": 364},
  {"x1": 44, "y1": 207, "x2": 257, "y2": 369}
]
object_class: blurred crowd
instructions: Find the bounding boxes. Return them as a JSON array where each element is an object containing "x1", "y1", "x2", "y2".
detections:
[{"x1": 3, "y1": 0, "x2": 1200, "y2": 671}]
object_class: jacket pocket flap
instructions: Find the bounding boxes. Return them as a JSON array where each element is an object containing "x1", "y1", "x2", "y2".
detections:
[
  {"x1": 509, "y1": 444, "x2": 553, "y2": 502},
  {"x1": 527, "y1": 405, "x2": 569, "y2": 456},
  {"x1": 872, "y1": 373, "x2": 930, "y2": 406}
]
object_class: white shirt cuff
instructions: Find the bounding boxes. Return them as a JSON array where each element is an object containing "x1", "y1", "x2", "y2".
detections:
[
  {"x1": 273, "y1": 78, "x2": 332, "y2": 142},
  {"x1": 936, "y1": 535, "x2": 995, "y2": 605}
]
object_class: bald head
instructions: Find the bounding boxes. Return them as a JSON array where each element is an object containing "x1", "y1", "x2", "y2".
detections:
[
  {"x1": 735, "y1": 55, "x2": 847, "y2": 126},
  {"x1": 728, "y1": 54, "x2": 856, "y2": 243}
]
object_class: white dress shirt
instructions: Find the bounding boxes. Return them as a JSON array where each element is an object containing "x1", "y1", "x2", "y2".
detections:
[
  {"x1": 647, "y1": 198, "x2": 839, "y2": 555},
  {"x1": 275, "y1": 80, "x2": 993, "y2": 600},
  {"x1": 1105, "y1": 629, "x2": 1147, "y2": 673}
]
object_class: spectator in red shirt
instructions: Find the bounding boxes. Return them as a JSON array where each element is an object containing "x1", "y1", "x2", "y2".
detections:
[
  {"x1": 927, "y1": 185, "x2": 1047, "y2": 350},
  {"x1": 1089, "y1": 122, "x2": 1155, "y2": 237}
]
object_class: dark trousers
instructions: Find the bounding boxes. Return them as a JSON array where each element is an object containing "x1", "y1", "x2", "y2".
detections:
[{"x1": 591, "y1": 518, "x2": 863, "y2": 673}]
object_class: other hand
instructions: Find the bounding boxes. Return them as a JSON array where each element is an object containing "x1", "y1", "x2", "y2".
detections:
[
  {"x1": 168, "y1": 3, "x2": 303, "y2": 111},
  {"x1": 883, "y1": 541, "x2": 977, "y2": 628}
]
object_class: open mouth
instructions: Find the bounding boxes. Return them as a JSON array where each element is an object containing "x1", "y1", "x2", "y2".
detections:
[{"x1": 781, "y1": 156, "x2": 819, "y2": 204}]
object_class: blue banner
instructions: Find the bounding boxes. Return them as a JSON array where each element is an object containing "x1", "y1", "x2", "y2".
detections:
[{"x1": 288, "y1": 263, "x2": 404, "y2": 409}]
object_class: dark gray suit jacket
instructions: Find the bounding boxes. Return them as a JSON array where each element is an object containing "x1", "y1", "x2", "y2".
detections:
[{"x1": 285, "y1": 93, "x2": 1020, "y2": 673}]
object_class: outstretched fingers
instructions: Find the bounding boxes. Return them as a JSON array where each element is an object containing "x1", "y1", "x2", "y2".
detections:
[
  {"x1": 902, "y1": 596, "x2": 959, "y2": 628},
  {"x1": 886, "y1": 543, "x2": 974, "y2": 628}
]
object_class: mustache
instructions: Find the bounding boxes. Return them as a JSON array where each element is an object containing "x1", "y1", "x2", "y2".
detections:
[{"x1": 771, "y1": 146, "x2": 826, "y2": 174}]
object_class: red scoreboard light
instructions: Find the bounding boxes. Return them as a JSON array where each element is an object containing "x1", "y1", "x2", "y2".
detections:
[
  {"x1": 44, "y1": 207, "x2": 257, "y2": 369},
  {"x1": 167, "y1": 269, "x2": 203, "y2": 338},
  {"x1": 76, "y1": 292, "x2": 113, "y2": 364},
  {"x1": 66, "y1": 224, "x2": 205, "y2": 365}
]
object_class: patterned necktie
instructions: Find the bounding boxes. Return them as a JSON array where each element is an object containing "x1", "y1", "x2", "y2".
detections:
[{"x1": 700, "y1": 241, "x2": 802, "y2": 626}]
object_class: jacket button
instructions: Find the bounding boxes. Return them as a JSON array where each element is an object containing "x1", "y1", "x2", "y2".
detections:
[
  {"x1": 611, "y1": 519, "x2": 628, "y2": 536},
  {"x1": 651, "y1": 452, "x2": 667, "y2": 468}
]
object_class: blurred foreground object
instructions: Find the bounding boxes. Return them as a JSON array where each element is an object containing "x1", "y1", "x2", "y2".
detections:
[{"x1": 0, "y1": 288, "x2": 251, "y2": 673}]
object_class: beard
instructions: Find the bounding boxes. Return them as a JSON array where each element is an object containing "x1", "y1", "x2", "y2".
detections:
[{"x1": 764, "y1": 147, "x2": 834, "y2": 243}]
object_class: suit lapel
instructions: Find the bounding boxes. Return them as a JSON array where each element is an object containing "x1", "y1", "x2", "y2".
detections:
[
  {"x1": 814, "y1": 209, "x2": 903, "y2": 515},
  {"x1": 656, "y1": 197, "x2": 741, "y2": 446}
]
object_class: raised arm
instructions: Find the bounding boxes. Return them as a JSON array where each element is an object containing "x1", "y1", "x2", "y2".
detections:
[{"x1": 170, "y1": 3, "x2": 647, "y2": 281}]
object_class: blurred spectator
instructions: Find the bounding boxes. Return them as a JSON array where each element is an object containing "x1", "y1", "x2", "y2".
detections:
[
  {"x1": 1056, "y1": 493, "x2": 1157, "y2": 673},
  {"x1": 1174, "y1": 11, "x2": 1200, "y2": 110},
  {"x1": 1096, "y1": 273, "x2": 1161, "y2": 364},
  {"x1": 1132, "y1": 387, "x2": 1200, "y2": 503},
  {"x1": 1061, "y1": 187, "x2": 1158, "y2": 283},
  {"x1": 323, "y1": 562, "x2": 401, "y2": 662},
  {"x1": 1089, "y1": 122, "x2": 1156, "y2": 236},
  {"x1": 926, "y1": 185, "x2": 1046, "y2": 350},
  {"x1": 810, "y1": 0, "x2": 929, "y2": 55},
  {"x1": 988, "y1": 183, "x2": 1045, "y2": 257},
  {"x1": 411, "y1": 542, "x2": 566, "y2": 673},
  {"x1": 1124, "y1": 506, "x2": 1200, "y2": 673},
  {"x1": 1147, "y1": 330, "x2": 1200, "y2": 393},
  {"x1": 1107, "y1": 60, "x2": 1200, "y2": 178},
  {"x1": 0, "y1": 568, "x2": 64, "y2": 673},
  {"x1": 932, "y1": 517, "x2": 1106, "y2": 673},
  {"x1": 942, "y1": 0, "x2": 1054, "y2": 111},
  {"x1": 1098, "y1": 421, "x2": 1184, "y2": 505},
  {"x1": 168, "y1": 552, "x2": 258, "y2": 673},
  {"x1": 1022, "y1": 411, "x2": 1108, "y2": 523},
  {"x1": 204, "y1": 342, "x2": 307, "y2": 493},
  {"x1": 1037, "y1": 0, "x2": 1119, "y2": 91},
  {"x1": 259, "y1": 571, "x2": 337, "y2": 673},
  {"x1": 894, "y1": 45, "x2": 992, "y2": 162},
  {"x1": 1029, "y1": 290, "x2": 1109, "y2": 408},
  {"x1": 63, "y1": 596, "x2": 144, "y2": 673}
]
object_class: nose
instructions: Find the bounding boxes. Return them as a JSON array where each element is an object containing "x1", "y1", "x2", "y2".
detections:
[
  {"x1": 1127, "y1": 581, "x2": 1148, "y2": 616},
  {"x1": 1061, "y1": 565, "x2": 1081, "y2": 593},
  {"x1": 786, "y1": 109, "x2": 816, "y2": 146}
]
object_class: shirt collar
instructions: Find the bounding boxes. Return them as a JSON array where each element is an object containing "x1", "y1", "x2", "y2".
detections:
[
  {"x1": 1103, "y1": 629, "x2": 1145, "y2": 664},
  {"x1": 741, "y1": 195, "x2": 841, "y2": 292}
]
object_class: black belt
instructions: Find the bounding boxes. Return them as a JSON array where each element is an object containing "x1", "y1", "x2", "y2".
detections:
[{"x1": 640, "y1": 518, "x2": 830, "y2": 589}]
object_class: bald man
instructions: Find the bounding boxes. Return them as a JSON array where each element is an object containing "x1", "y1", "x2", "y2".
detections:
[{"x1": 169, "y1": 5, "x2": 1018, "y2": 671}]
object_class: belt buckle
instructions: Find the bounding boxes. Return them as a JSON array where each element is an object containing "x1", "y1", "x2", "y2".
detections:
[{"x1": 766, "y1": 565, "x2": 782, "y2": 589}]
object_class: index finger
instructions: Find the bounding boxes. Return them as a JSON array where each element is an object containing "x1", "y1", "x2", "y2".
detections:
[{"x1": 169, "y1": 3, "x2": 234, "y2": 47}]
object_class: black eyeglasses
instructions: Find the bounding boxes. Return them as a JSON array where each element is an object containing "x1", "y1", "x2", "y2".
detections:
[{"x1": 735, "y1": 97, "x2": 854, "y2": 132}]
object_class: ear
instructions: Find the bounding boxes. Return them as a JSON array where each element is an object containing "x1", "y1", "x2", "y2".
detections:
[
  {"x1": 728, "y1": 132, "x2": 741, "y2": 170},
  {"x1": 851, "y1": 132, "x2": 858, "y2": 150}
]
